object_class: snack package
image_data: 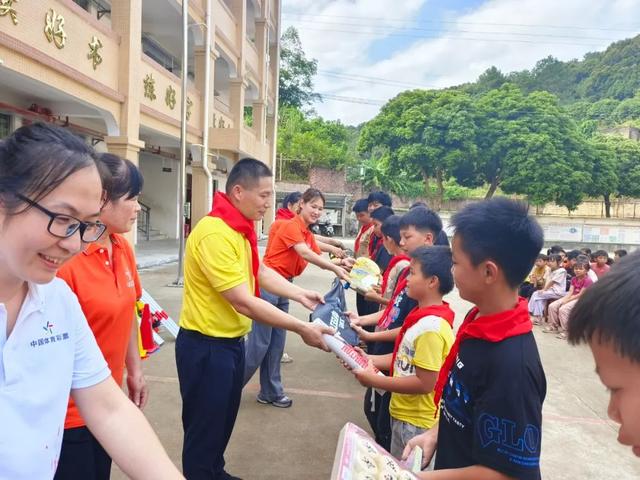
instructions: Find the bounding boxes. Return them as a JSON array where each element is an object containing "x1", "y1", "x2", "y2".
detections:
[
  {"x1": 346, "y1": 257, "x2": 381, "y2": 294},
  {"x1": 331, "y1": 423, "x2": 420, "y2": 480},
  {"x1": 313, "y1": 319, "x2": 381, "y2": 372}
]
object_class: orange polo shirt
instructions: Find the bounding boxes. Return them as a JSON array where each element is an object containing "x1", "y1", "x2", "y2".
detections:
[
  {"x1": 57, "y1": 233, "x2": 142, "y2": 428},
  {"x1": 263, "y1": 215, "x2": 322, "y2": 279}
]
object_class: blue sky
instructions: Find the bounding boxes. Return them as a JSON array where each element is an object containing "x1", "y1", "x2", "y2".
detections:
[
  {"x1": 282, "y1": 0, "x2": 640, "y2": 125},
  {"x1": 367, "y1": 0, "x2": 486, "y2": 62}
]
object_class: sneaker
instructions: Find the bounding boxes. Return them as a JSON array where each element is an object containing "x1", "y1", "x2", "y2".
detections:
[
  {"x1": 257, "y1": 394, "x2": 293, "y2": 408},
  {"x1": 556, "y1": 332, "x2": 567, "y2": 340},
  {"x1": 542, "y1": 326, "x2": 557, "y2": 333},
  {"x1": 281, "y1": 353, "x2": 294, "y2": 363}
]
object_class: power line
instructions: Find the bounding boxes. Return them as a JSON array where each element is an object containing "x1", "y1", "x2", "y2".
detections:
[
  {"x1": 317, "y1": 70, "x2": 439, "y2": 90},
  {"x1": 286, "y1": 17, "x2": 620, "y2": 42},
  {"x1": 282, "y1": 12, "x2": 640, "y2": 33},
  {"x1": 317, "y1": 93, "x2": 387, "y2": 106},
  {"x1": 290, "y1": 25, "x2": 606, "y2": 48}
]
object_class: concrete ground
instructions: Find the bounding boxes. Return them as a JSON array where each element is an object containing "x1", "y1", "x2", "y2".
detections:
[{"x1": 114, "y1": 260, "x2": 640, "y2": 480}]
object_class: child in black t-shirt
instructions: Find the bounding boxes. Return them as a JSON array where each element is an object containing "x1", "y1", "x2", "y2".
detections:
[
  {"x1": 403, "y1": 198, "x2": 546, "y2": 480},
  {"x1": 568, "y1": 252, "x2": 640, "y2": 459}
]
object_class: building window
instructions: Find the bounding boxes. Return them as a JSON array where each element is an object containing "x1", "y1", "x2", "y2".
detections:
[
  {"x1": 0, "y1": 114, "x2": 10, "y2": 139},
  {"x1": 73, "y1": 0, "x2": 90, "y2": 10}
]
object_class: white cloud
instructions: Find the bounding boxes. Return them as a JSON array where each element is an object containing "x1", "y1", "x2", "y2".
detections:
[{"x1": 283, "y1": 0, "x2": 640, "y2": 125}]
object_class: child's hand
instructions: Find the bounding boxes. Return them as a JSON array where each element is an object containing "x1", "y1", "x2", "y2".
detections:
[
  {"x1": 345, "y1": 311, "x2": 360, "y2": 325},
  {"x1": 364, "y1": 289, "x2": 380, "y2": 302},
  {"x1": 351, "y1": 324, "x2": 372, "y2": 342}
]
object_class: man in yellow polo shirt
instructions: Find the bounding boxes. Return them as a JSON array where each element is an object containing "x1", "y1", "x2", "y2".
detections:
[{"x1": 176, "y1": 158, "x2": 331, "y2": 480}]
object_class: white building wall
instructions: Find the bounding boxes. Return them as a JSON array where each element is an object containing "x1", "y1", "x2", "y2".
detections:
[{"x1": 139, "y1": 153, "x2": 180, "y2": 239}]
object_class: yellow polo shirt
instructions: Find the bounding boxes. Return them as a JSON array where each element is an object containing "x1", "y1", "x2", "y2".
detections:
[{"x1": 180, "y1": 216, "x2": 255, "y2": 338}]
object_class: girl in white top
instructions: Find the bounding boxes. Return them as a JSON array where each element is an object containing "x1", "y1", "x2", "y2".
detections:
[
  {"x1": 0, "y1": 123, "x2": 182, "y2": 479},
  {"x1": 528, "y1": 253, "x2": 567, "y2": 323}
]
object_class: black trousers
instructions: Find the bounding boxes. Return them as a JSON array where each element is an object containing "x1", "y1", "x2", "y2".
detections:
[
  {"x1": 176, "y1": 328, "x2": 245, "y2": 480},
  {"x1": 54, "y1": 426, "x2": 112, "y2": 480},
  {"x1": 364, "y1": 388, "x2": 392, "y2": 452},
  {"x1": 356, "y1": 292, "x2": 380, "y2": 316}
]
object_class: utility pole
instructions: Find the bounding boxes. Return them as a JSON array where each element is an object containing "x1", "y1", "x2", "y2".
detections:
[{"x1": 172, "y1": 0, "x2": 189, "y2": 287}]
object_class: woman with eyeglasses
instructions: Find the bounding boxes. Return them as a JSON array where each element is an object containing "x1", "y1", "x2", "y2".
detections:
[
  {"x1": 0, "y1": 123, "x2": 181, "y2": 480},
  {"x1": 54, "y1": 153, "x2": 149, "y2": 480}
]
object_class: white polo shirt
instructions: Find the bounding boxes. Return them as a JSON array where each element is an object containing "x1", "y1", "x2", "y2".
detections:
[{"x1": 0, "y1": 278, "x2": 110, "y2": 480}]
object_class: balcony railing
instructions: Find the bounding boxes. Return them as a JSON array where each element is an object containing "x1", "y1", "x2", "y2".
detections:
[{"x1": 137, "y1": 201, "x2": 151, "y2": 241}]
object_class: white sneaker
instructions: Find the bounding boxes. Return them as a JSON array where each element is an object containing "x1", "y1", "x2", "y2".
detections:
[{"x1": 281, "y1": 353, "x2": 293, "y2": 363}]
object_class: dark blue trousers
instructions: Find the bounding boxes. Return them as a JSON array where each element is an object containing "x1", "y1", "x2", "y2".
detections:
[{"x1": 176, "y1": 328, "x2": 245, "y2": 480}]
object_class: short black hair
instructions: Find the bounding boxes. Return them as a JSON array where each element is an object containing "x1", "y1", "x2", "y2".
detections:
[
  {"x1": 225, "y1": 157, "x2": 272, "y2": 195},
  {"x1": 548, "y1": 253, "x2": 563, "y2": 264},
  {"x1": 370, "y1": 206, "x2": 394, "y2": 222},
  {"x1": 575, "y1": 255, "x2": 591, "y2": 270},
  {"x1": 410, "y1": 201, "x2": 429, "y2": 210},
  {"x1": 614, "y1": 249, "x2": 628, "y2": 258},
  {"x1": 581, "y1": 247, "x2": 592, "y2": 256},
  {"x1": 537, "y1": 253, "x2": 548, "y2": 261},
  {"x1": 381, "y1": 215, "x2": 401, "y2": 244},
  {"x1": 282, "y1": 191, "x2": 302, "y2": 209},
  {"x1": 548, "y1": 245, "x2": 565, "y2": 255},
  {"x1": 594, "y1": 250, "x2": 609, "y2": 259},
  {"x1": 451, "y1": 198, "x2": 544, "y2": 288},
  {"x1": 569, "y1": 251, "x2": 640, "y2": 363},
  {"x1": 352, "y1": 198, "x2": 369, "y2": 213},
  {"x1": 399, "y1": 206, "x2": 443, "y2": 236},
  {"x1": 567, "y1": 249, "x2": 581, "y2": 261},
  {"x1": 367, "y1": 191, "x2": 392, "y2": 207},
  {"x1": 410, "y1": 246, "x2": 454, "y2": 295}
]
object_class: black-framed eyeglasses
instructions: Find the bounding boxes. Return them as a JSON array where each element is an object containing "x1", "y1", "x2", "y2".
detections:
[{"x1": 16, "y1": 194, "x2": 107, "y2": 243}]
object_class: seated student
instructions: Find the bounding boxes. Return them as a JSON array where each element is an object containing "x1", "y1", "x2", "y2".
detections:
[
  {"x1": 350, "y1": 207, "x2": 444, "y2": 452},
  {"x1": 614, "y1": 249, "x2": 628, "y2": 262},
  {"x1": 352, "y1": 246, "x2": 455, "y2": 461},
  {"x1": 363, "y1": 215, "x2": 410, "y2": 307},
  {"x1": 519, "y1": 254, "x2": 549, "y2": 299},
  {"x1": 591, "y1": 250, "x2": 611, "y2": 278},
  {"x1": 568, "y1": 252, "x2": 640, "y2": 459},
  {"x1": 403, "y1": 197, "x2": 546, "y2": 480},
  {"x1": 548, "y1": 245, "x2": 565, "y2": 258},
  {"x1": 529, "y1": 253, "x2": 567, "y2": 325},
  {"x1": 544, "y1": 256, "x2": 593, "y2": 339}
]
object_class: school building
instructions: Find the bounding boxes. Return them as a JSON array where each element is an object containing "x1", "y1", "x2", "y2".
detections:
[{"x1": 0, "y1": 0, "x2": 280, "y2": 243}]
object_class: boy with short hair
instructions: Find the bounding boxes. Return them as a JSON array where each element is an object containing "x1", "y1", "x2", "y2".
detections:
[
  {"x1": 519, "y1": 254, "x2": 549, "y2": 299},
  {"x1": 353, "y1": 246, "x2": 455, "y2": 460},
  {"x1": 404, "y1": 197, "x2": 546, "y2": 480},
  {"x1": 363, "y1": 215, "x2": 410, "y2": 306},
  {"x1": 591, "y1": 250, "x2": 611, "y2": 278},
  {"x1": 369, "y1": 206, "x2": 395, "y2": 273},
  {"x1": 568, "y1": 252, "x2": 640, "y2": 459}
]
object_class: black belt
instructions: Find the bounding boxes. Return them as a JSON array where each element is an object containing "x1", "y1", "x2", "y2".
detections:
[{"x1": 179, "y1": 328, "x2": 244, "y2": 343}]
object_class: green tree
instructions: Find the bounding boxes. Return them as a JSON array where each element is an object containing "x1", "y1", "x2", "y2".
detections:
[
  {"x1": 359, "y1": 89, "x2": 478, "y2": 210},
  {"x1": 278, "y1": 27, "x2": 320, "y2": 109},
  {"x1": 587, "y1": 134, "x2": 640, "y2": 216}
]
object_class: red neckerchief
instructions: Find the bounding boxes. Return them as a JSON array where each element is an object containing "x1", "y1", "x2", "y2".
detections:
[
  {"x1": 380, "y1": 254, "x2": 410, "y2": 295},
  {"x1": 433, "y1": 297, "x2": 532, "y2": 416},
  {"x1": 275, "y1": 208, "x2": 295, "y2": 220},
  {"x1": 355, "y1": 223, "x2": 373, "y2": 255},
  {"x1": 390, "y1": 302, "x2": 455, "y2": 375},
  {"x1": 209, "y1": 191, "x2": 260, "y2": 297},
  {"x1": 368, "y1": 232, "x2": 383, "y2": 260},
  {"x1": 377, "y1": 266, "x2": 411, "y2": 329}
]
